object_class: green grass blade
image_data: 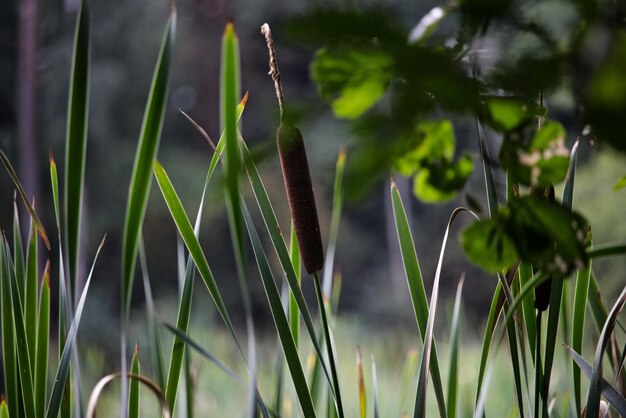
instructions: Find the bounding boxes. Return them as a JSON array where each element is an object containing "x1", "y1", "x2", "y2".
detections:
[
  {"x1": 0, "y1": 150, "x2": 50, "y2": 250},
  {"x1": 541, "y1": 276, "x2": 564, "y2": 418},
  {"x1": 396, "y1": 349, "x2": 418, "y2": 418},
  {"x1": 1, "y1": 400, "x2": 8, "y2": 418},
  {"x1": 565, "y1": 345, "x2": 626, "y2": 416},
  {"x1": 584, "y1": 285, "x2": 626, "y2": 418},
  {"x1": 518, "y1": 263, "x2": 536, "y2": 361},
  {"x1": 3, "y1": 239, "x2": 36, "y2": 418},
  {"x1": 476, "y1": 119, "x2": 499, "y2": 216},
  {"x1": 586, "y1": 241, "x2": 626, "y2": 259},
  {"x1": 390, "y1": 179, "x2": 448, "y2": 418},
  {"x1": 152, "y1": 161, "x2": 240, "y2": 352},
  {"x1": 372, "y1": 355, "x2": 380, "y2": 418},
  {"x1": 64, "y1": 0, "x2": 90, "y2": 301},
  {"x1": 414, "y1": 208, "x2": 474, "y2": 418},
  {"x1": 572, "y1": 232, "x2": 592, "y2": 417},
  {"x1": 447, "y1": 277, "x2": 464, "y2": 418},
  {"x1": 289, "y1": 223, "x2": 301, "y2": 347},
  {"x1": 562, "y1": 139, "x2": 579, "y2": 211},
  {"x1": 45, "y1": 236, "x2": 105, "y2": 418},
  {"x1": 313, "y1": 271, "x2": 344, "y2": 418},
  {"x1": 12, "y1": 201, "x2": 25, "y2": 309},
  {"x1": 240, "y1": 139, "x2": 338, "y2": 403},
  {"x1": 1, "y1": 238, "x2": 20, "y2": 418},
  {"x1": 161, "y1": 322, "x2": 242, "y2": 383},
  {"x1": 475, "y1": 280, "x2": 502, "y2": 411},
  {"x1": 25, "y1": 219, "x2": 38, "y2": 379},
  {"x1": 241, "y1": 201, "x2": 316, "y2": 418},
  {"x1": 587, "y1": 272, "x2": 608, "y2": 333},
  {"x1": 35, "y1": 263, "x2": 50, "y2": 418},
  {"x1": 129, "y1": 344, "x2": 140, "y2": 418},
  {"x1": 121, "y1": 6, "x2": 175, "y2": 317},
  {"x1": 138, "y1": 240, "x2": 165, "y2": 390},
  {"x1": 322, "y1": 148, "x2": 346, "y2": 296},
  {"x1": 48, "y1": 152, "x2": 71, "y2": 418}
]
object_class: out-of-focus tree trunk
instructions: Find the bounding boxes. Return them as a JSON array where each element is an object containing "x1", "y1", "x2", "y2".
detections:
[{"x1": 17, "y1": 0, "x2": 40, "y2": 226}]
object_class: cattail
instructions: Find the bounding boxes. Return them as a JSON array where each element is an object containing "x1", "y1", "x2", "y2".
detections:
[{"x1": 261, "y1": 23, "x2": 324, "y2": 274}]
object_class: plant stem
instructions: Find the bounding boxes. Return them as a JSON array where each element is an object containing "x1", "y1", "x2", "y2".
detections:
[{"x1": 313, "y1": 272, "x2": 344, "y2": 418}]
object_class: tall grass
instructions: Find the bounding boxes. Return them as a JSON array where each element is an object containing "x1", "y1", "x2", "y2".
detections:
[{"x1": 0, "y1": 4, "x2": 625, "y2": 418}]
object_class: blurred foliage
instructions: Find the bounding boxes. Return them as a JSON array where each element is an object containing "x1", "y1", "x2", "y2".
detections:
[{"x1": 284, "y1": 0, "x2": 625, "y2": 272}]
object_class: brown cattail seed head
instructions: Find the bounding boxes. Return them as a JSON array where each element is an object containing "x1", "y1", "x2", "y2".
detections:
[{"x1": 277, "y1": 122, "x2": 324, "y2": 274}]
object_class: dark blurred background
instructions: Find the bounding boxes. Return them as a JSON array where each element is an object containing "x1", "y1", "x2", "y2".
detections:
[{"x1": 1, "y1": 0, "x2": 625, "y2": 360}]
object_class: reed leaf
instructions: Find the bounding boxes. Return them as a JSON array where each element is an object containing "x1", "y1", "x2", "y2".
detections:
[
  {"x1": 240, "y1": 139, "x2": 337, "y2": 403},
  {"x1": 13, "y1": 201, "x2": 25, "y2": 301},
  {"x1": 541, "y1": 276, "x2": 564, "y2": 418},
  {"x1": 35, "y1": 262, "x2": 50, "y2": 418},
  {"x1": 322, "y1": 148, "x2": 346, "y2": 296},
  {"x1": 390, "y1": 179, "x2": 448, "y2": 418},
  {"x1": 357, "y1": 347, "x2": 366, "y2": 418},
  {"x1": 129, "y1": 344, "x2": 140, "y2": 418},
  {"x1": 415, "y1": 208, "x2": 476, "y2": 418},
  {"x1": 289, "y1": 223, "x2": 301, "y2": 347},
  {"x1": 584, "y1": 285, "x2": 626, "y2": 418},
  {"x1": 64, "y1": 0, "x2": 90, "y2": 301},
  {"x1": 242, "y1": 201, "x2": 316, "y2": 417},
  {"x1": 152, "y1": 161, "x2": 240, "y2": 351},
  {"x1": 1, "y1": 238, "x2": 20, "y2": 418},
  {"x1": 0, "y1": 401, "x2": 8, "y2": 418},
  {"x1": 25, "y1": 220, "x2": 38, "y2": 377},
  {"x1": 447, "y1": 276, "x2": 464, "y2": 418},
  {"x1": 3, "y1": 239, "x2": 36, "y2": 418},
  {"x1": 476, "y1": 119, "x2": 499, "y2": 216},
  {"x1": 586, "y1": 241, "x2": 626, "y2": 259},
  {"x1": 45, "y1": 236, "x2": 105, "y2": 418},
  {"x1": 372, "y1": 355, "x2": 380, "y2": 418},
  {"x1": 565, "y1": 345, "x2": 626, "y2": 417},
  {"x1": 0, "y1": 150, "x2": 50, "y2": 250},
  {"x1": 138, "y1": 240, "x2": 165, "y2": 389},
  {"x1": 121, "y1": 5, "x2": 175, "y2": 317}
]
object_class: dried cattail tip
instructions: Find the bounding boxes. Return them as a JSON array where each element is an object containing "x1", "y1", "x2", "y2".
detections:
[{"x1": 277, "y1": 122, "x2": 324, "y2": 274}]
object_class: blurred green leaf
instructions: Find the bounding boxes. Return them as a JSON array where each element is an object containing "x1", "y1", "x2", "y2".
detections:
[
  {"x1": 481, "y1": 96, "x2": 544, "y2": 132},
  {"x1": 460, "y1": 218, "x2": 517, "y2": 272},
  {"x1": 395, "y1": 120, "x2": 455, "y2": 176},
  {"x1": 500, "y1": 121, "x2": 569, "y2": 188},
  {"x1": 613, "y1": 175, "x2": 626, "y2": 190},
  {"x1": 413, "y1": 154, "x2": 474, "y2": 202},
  {"x1": 311, "y1": 39, "x2": 392, "y2": 119}
]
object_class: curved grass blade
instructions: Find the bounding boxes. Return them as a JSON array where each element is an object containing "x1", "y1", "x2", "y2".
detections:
[
  {"x1": 566, "y1": 345, "x2": 626, "y2": 417},
  {"x1": 447, "y1": 276, "x2": 464, "y2": 418},
  {"x1": 45, "y1": 236, "x2": 105, "y2": 418},
  {"x1": 1, "y1": 238, "x2": 20, "y2": 418},
  {"x1": 35, "y1": 262, "x2": 50, "y2": 418},
  {"x1": 519, "y1": 263, "x2": 536, "y2": 361},
  {"x1": 3, "y1": 239, "x2": 36, "y2": 418},
  {"x1": 139, "y1": 240, "x2": 165, "y2": 389},
  {"x1": 152, "y1": 161, "x2": 240, "y2": 352},
  {"x1": 242, "y1": 201, "x2": 316, "y2": 417},
  {"x1": 129, "y1": 344, "x2": 140, "y2": 418},
  {"x1": 584, "y1": 285, "x2": 626, "y2": 418},
  {"x1": 240, "y1": 138, "x2": 337, "y2": 404},
  {"x1": 64, "y1": 0, "x2": 90, "y2": 301},
  {"x1": 121, "y1": 5, "x2": 176, "y2": 317},
  {"x1": 0, "y1": 150, "x2": 50, "y2": 250},
  {"x1": 87, "y1": 373, "x2": 170, "y2": 418},
  {"x1": 415, "y1": 208, "x2": 477, "y2": 418},
  {"x1": 390, "y1": 179, "x2": 448, "y2": 418}
]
